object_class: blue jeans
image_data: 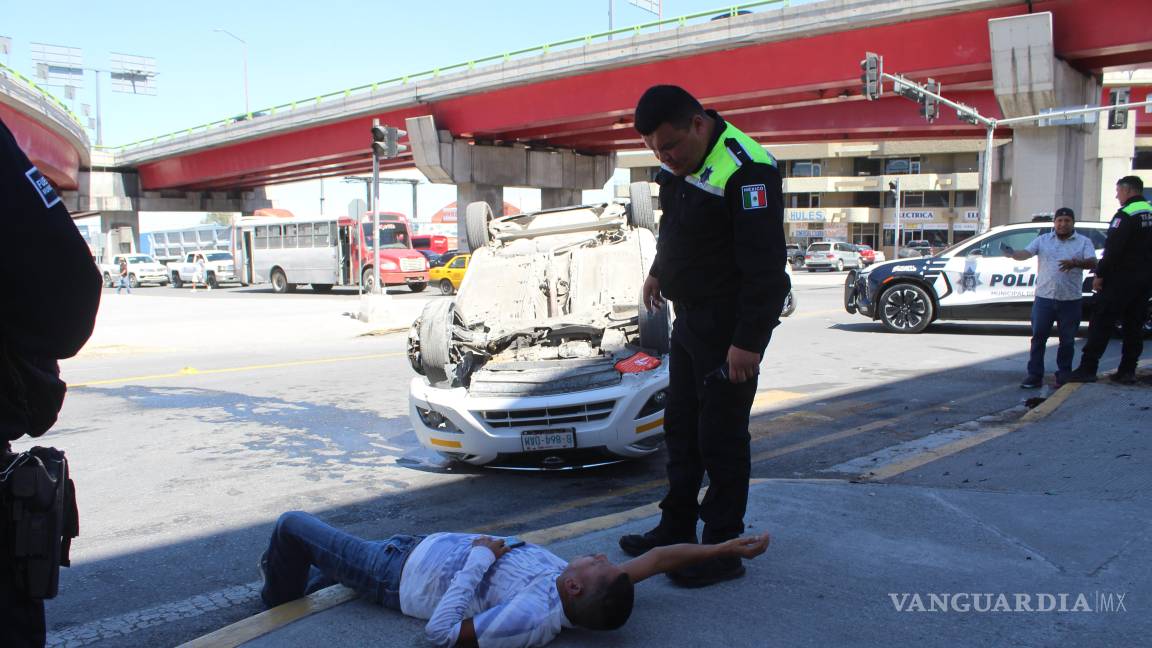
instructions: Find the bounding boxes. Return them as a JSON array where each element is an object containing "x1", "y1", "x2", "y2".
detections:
[
  {"x1": 1027, "y1": 297, "x2": 1081, "y2": 381},
  {"x1": 260, "y1": 511, "x2": 422, "y2": 609},
  {"x1": 116, "y1": 276, "x2": 130, "y2": 294}
]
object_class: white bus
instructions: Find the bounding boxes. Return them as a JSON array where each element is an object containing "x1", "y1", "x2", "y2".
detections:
[{"x1": 237, "y1": 213, "x2": 430, "y2": 293}]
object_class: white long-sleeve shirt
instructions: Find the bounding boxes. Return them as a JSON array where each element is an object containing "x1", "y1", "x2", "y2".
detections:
[{"x1": 399, "y1": 533, "x2": 571, "y2": 648}]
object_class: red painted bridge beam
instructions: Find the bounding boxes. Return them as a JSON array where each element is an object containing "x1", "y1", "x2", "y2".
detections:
[{"x1": 0, "y1": 104, "x2": 81, "y2": 190}]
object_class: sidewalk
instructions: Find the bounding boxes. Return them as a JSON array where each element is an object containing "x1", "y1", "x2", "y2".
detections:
[{"x1": 185, "y1": 380, "x2": 1152, "y2": 647}]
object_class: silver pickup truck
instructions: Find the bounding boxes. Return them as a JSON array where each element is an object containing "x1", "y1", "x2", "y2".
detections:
[{"x1": 168, "y1": 251, "x2": 241, "y2": 288}]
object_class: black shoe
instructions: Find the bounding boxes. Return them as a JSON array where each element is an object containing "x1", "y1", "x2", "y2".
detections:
[
  {"x1": 667, "y1": 555, "x2": 745, "y2": 588},
  {"x1": 1067, "y1": 369, "x2": 1097, "y2": 383},
  {"x1": 619, "y1": 526, "x2": 696, "y2": 557},
  {"x1": 1019, "y1": 375, "x2": 1042, "y2": 389},
  {"x1": 1109, "y1": 371, "x2": 1137, "y2": 385}
]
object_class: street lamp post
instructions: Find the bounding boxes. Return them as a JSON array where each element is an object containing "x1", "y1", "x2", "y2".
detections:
[{"x1": 213, "y1": 28, "x2": 249, "y2": 115}]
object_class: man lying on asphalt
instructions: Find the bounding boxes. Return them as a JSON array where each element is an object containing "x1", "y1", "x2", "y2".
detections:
[{"x1": 259, "y1": 511, "x2": 771, "y2": 647}]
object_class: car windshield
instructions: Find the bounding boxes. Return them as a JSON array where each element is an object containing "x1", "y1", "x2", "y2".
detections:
[
  {"x1": 126, "y1": 256, "x2": 153, "y2": 263},
  {"x1": 206, "y1": 252, "x2": 232, "y2": 262},
  {"x1": 361, "y1": 223, "x2": 411, "y2": 249}
]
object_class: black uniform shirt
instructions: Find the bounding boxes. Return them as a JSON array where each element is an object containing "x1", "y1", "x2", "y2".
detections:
[
  {"x1": 1096, "y1": 195, "x2": 1152, "y2": 283},
  {"x1": 649, "y1": 112, "x2": 789, "y2": 353}
]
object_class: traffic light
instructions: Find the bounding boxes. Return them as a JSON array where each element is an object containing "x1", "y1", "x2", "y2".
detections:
[
  {"x1": 371, "y1": 124, "x2": 409, "y2": 159},
  {"x1": 1108, "y1": 88, "x2": 1130, "y2": 130},
  {"x1": 888, "y1": 179, "x2": 900, "y2": 199},
  {"x1": 920, "y1": 78, "x2": 940, "y2": 123},
  {"x1": 860, "y1": 52, "x2": 882, "y2": 100}
]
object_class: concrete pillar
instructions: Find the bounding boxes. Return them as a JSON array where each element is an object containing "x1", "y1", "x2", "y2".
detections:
[
  {"x1": 456, "y1": 183, "x2": 504, "y2": 252},
  {"x1": 98, "y1": 210, "x2": 140, "y2": 262},
  {"x1": 1081, "y1": 115, "x2": 1136, "y2": 222},
  {"x1": 541, "y1": 188, "x2": 582, "y2": 209}
]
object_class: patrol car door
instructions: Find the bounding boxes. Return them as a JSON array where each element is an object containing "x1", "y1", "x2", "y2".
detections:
[{"x1": 938, "y1": 227, "x2": 1048, "y2": 320}]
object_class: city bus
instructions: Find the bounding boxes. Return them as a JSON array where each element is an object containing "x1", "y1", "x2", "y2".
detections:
[{"x1": 237, "y1": 213, "x2": 430, "y2": 293}]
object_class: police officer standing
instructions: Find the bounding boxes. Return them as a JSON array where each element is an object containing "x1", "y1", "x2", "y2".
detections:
[
  {"x1": 1069, "y1": 176, "x2": 1152, "y2": 384},
  {"x1": 618, "y1": 86, "x2": 789, "y2": 587},
  {"x1": 1, "y1": 117, "x2": 101, "y2": 647}
]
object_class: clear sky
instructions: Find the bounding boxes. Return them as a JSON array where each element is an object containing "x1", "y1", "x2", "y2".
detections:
[{"x1": 2, "y1": 0, "x2": 793, "y2": 228}]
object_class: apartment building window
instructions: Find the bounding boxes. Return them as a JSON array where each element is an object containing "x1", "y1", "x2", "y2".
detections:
[
  {"x1": 885, "y1": 191, "x2": 925, "y2": 208},
  {"x1": 789, "y1": 193, "x2": 821, "y2": 208},
  {"x1": 855, "y1": 192, "x2": 881, "y2": 208},
  {"x1": 789, "y1": 160, "x2": 822, "y2": 177},
  {"x1": 854, "y1": 158, "x2": 882, "y2": 177},
  {"x1": 923, "y1": 191, "x2": 949, "y2": 207},
  {"x1": 884, "y1": 157, "x2": 921, "y2": 174}
]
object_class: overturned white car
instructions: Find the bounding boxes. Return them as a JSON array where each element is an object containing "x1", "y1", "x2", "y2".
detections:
[{"x1": 407, "y1": 188, "x2": 669, "y2": 468}]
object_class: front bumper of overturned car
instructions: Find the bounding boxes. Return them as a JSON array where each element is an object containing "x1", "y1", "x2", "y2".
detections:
[{"x1": 408, "y1": 366, "x2": 669, "y2": 467}]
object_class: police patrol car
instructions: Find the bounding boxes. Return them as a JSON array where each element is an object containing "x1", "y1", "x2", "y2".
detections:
[{"x1": 843, "y1": 222, "x2": 1115, "y2": 333}]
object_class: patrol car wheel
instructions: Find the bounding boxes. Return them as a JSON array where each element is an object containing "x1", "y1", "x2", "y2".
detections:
[
  {"x1": 843, "y1": 271, "x2": 858, "y2": 315},
  {"x1": 464, "y1": 201, "x2": 493, "y2": 251},
  {"x1": 628, "y1": 182, "x2": 657, "y2": 232},
  {"x1": 781, "y1": 291, "x2": 796, "y2": 318},
  {"x1": 878, "y1": 284, "x2": 933, "y2": 334}
]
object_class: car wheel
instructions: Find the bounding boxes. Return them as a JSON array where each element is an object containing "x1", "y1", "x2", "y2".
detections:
[
  {"x1": 102, "y1": 272, "x2": 113, "y2": 288},
  {"x1": 439, "y1": 279, "x2": 455, "y2": 296},
  {"x1": 835, "y1": 259, "x2": 845, "y2": 272},
  {"x1": 271, "y1": 268, "x2": 289, "y2": 294},
  {"x1": 843, "y1": 271, "x2": 858, "y2": 314},
  {"x1": 417, "y1": 299, "x2": 455, "y2": 384},
  {"x1": 207, "y1": 272, "x2": 219, "y2": 289},
  {"x1": 408, "y1": 282, "x2": 428, "y2": 293},
  {"x1": 781, "y1": 291, "x2": 797, "y2": 318},
  {"x1": 638, "y1": 287, "x2": 671, "y2": 355},
  {"x1": 311, "y1": 283, "x2": 333, "y2": 293},
  {"x1": 127, "y1": 273, "x2": 139, "y2": 288},
  {"x1": 172, "y1": 272, "x2": 183, "y2": 288},
  {"x1": 878, "y1": 283, "x2": 934, "y2": 334},
  {"x1": 627, "y1": 181, "x2": 657, "y2": 232},
  {"x1": 464, "y1": 201, "x2": 492, "y2": 251},
  {"x1": 361, "y1": 267, "x2": 376, "y2": 293}
]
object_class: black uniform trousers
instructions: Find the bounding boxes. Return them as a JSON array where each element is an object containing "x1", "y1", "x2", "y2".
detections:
[
  {"x1": 659, "y1": 298, "x2": 758, "y2": 543},
  {"x1": 1079, "y1": 277, "x2": 1152, "y2": 374}
]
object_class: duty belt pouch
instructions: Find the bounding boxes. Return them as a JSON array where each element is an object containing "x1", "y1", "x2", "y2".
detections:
[{"x1": 1, "y1": 446, "x2": 79, "y2": 599}]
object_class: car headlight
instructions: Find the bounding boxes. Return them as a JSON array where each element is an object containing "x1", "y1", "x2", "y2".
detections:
[
  {"x1": 416, "y1": 406, "x2": 462, "y2": 433},
  {"x1": 382, "y1": 260, "x2": 399, "y2": 270},
  {"x1": 636, "y1": 389, "x2": 668, "y2": 419}
]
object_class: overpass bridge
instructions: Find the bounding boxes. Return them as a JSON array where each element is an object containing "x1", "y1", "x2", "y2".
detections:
[{"x1": 3, "y1": 0, "x2": 1150, "y2": 244}]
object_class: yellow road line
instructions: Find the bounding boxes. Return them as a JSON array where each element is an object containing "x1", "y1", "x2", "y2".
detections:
[
  {"x1": 176, "y1": 586, "x2": 356, "y2": 648},
  {"x1": 864, "y1": 383, "x2": 1083, "y2": 481},
  {"x1": 71, "y1": 353, "x2": 405, "y2": 387}
]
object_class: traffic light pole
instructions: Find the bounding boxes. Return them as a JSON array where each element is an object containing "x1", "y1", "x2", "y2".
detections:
[
  {"x1": 862, "y1": 53, "x2": 1152, "y2": 235},
  {"x1": 891, "y1": 178, "x2": 902, "y2": 259},
  {"x1": 371, "y1": 118, "x2": 382, "y2": 294}
]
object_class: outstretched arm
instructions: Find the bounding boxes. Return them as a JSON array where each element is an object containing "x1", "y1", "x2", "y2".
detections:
[{"x1": 619, "y1": 533, "x2": 770, "y2": 584}]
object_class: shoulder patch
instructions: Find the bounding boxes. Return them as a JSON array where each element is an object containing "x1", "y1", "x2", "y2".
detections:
[
  {"x1": 25, "y1": 166, "x2": 61, "y2": 209},
  {"x1": 1110, "y1": 217, "x2": 1121, "y2": 229},
  {"x1": 740, "y1": 184, "x2": 767, "y2": 210}
]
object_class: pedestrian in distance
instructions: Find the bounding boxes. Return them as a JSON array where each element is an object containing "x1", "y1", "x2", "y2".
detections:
[
  {"x1": 258, "y1": 511, "x2": 770, "y2": 648},
  {"x1": 192, "y1": 254, "x2": 208, "y2": 292},
  {"x1": 619, "y1": 85, "x2": 789, "y2": 587},
  {"x1": 116, "y1": 258, "x2": 131, "y2": 294},
  {"x1": 1001, "y1": 207, "x2": 1096, "y2": 388},
  {"x1": 1069, "y1": 176, "x2": 1152, "y2": 384}
]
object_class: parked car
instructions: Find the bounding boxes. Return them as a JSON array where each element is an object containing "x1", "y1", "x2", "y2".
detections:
[
  {"x1": 417, "y1": 249, "x2": 442, "y2": 267},
  {"x1": 804, "y1": 241, "x2": 864, "y2": 272},
  {"x1": 842, "y1": 221, "x2": 1136, "y2": 334},
  {"x1": 430, "y1": 249, "x2": 459, "y2": 268},
  {"x1": 100, "y1": 254, "x2": 169, "y2": 288},
  {"x1": 407, "y1": 185, "x2": 668, "y2": 468},
  {"x1": 429, "y1": 253, "x2": 470, "y2": 295},
  {"x1": 168, "y1": 250, "x2": 240, "y2": 288},
  {"x1": 786, "y1": 243, "x2": 805, "y2": 268},
  {"x1": 897, "y1": 240, "x2": 935, "y2": 258}
]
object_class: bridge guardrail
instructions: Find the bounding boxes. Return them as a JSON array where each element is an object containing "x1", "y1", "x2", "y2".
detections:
[
  {"x1": 96, "y1": 0, "x2": 787, "y2": 155},
  {"x1": 0, "y1": 62, "x2": 90, "y2": 147}
]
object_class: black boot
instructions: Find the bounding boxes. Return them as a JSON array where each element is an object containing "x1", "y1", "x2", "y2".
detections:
[{"x1": 619, "y1": 525, "x2": 697, "y2": 557}]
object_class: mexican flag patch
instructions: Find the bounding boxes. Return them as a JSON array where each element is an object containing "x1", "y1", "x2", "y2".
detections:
[{"x1": 741, "y1": 184, "x2": 767, "y2": 210}]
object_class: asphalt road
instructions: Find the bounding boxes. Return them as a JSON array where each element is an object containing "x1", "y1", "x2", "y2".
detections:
[{"x1": 20, "y1": 270, "x2": 1066, "y2": 647}]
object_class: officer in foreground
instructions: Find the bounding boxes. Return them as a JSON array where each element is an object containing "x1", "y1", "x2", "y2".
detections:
[
  {"x1": 1, "y1": 117, "x2": 102, "y2": 647},
  {"x1": 1069, "y1": 176, "x2": 1152, "y2": 384},
  {"x1": 619, "y1": 85, "x2": 789, "y2": 587}
]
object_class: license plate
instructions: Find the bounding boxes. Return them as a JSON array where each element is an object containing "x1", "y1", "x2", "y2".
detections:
[{"x1": 521, "y1": 428, "x2": 575, "y2": 452}]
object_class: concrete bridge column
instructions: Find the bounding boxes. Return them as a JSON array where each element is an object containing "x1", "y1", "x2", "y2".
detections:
[
  {"x1": 541, "y1": 188, "x2": 582, "y2": 209},
  {"x1": 456, "y1": 182, "x2": 505, "y2": 250},
  {"x1": 990, "y1": 13, "x2": 1135, "y2": 223},
  {"x1": 98, "y1": 210, "x2": 141, "y2": 261}
]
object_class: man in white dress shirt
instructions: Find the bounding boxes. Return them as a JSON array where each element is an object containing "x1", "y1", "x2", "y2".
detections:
[{"x1": 259, "y1": 511, "x2": 770, "y2": 647}]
